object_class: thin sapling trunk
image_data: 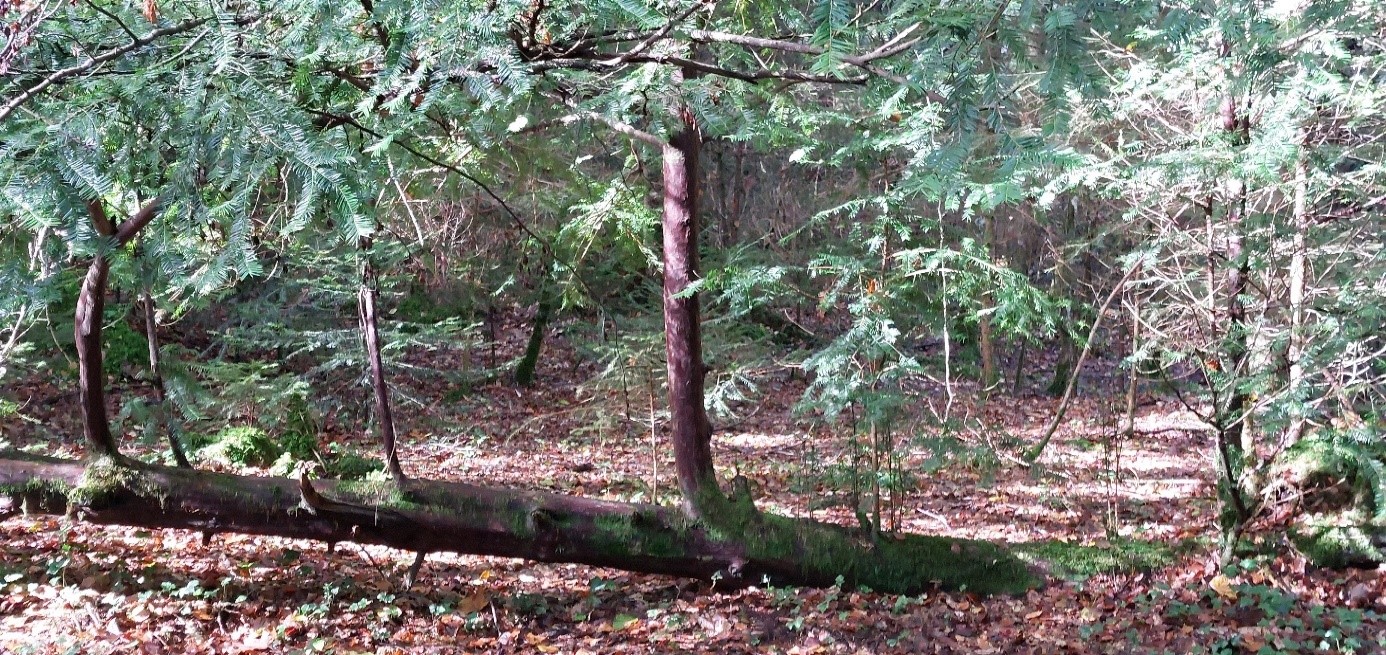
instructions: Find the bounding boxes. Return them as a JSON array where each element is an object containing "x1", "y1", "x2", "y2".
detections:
[
  {"x1": 142, "y1": 290, "x2": 190, "y2": 467},
  {"x1": 358, "y1": 235, "x2": 404, "y2": 482}
]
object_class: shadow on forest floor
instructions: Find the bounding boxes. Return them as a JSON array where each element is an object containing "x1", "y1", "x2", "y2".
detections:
[{"x1": 2, "y1": 321, "x2": 1383, "y2": 654}]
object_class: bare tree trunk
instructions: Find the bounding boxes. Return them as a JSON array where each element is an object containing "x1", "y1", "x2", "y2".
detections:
[
  {"x1": 513, "y1": 288, "x2": 554, "y2": 387},
  {"x1": 1215, "y1": 43, "x2": 1255, "y2": 562},
  {"x1": 662, "y1": 124, "x2": 719, "y2": 513},
  {"x1": 76, "y1": 253, "x2": 117, "y2": 457},
  {"x1": 1284, "y1": 144, "x2": 1309, "y2": 447},
  {"x1": 978, "y1": 213, "x2": 999, "y2": 390},
  {"x1": 141, "y1": 290, "x2": 190, "y2": 467},
  {"x1": 1220, "y1": 88, "x2": 1253, "y2": 456},
  {"x1": 1124, "y1": 296, "x2": 1141, "y2": 442},
  {"x1": 78, "y1": 197, "x2": 163, "y2": 459},
  {"x1": 1046, "y1": 204, "x2": 1076, "y2": 396},
  {"x1": 1024, "y1": 262, "x2": 1141, "y2": 464},
  {"x1": 358, "y1": 236, "x2": 404, "y2": 482}
]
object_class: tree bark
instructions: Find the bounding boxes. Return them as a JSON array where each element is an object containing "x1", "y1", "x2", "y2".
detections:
[
  {"x1": 0, "y1": 452, "x2": 1037, "y2": 595},
  {"x1": 978, "y1": 213, "x2": 999, "y2": 390},
  {"x1": 1024, "y1": 262, "x2": 1142, "y2": 463},
  {"x1": 78, "y1": 197, "x2": 164, "y2": 459},
  {"x1": 662, "y1": 125, "x2": 718, "y2": 512},
  {"x1": 76, "y1": 254, "x2": 117, "y2": 457},
  {"x1": 513, "y1": 289, "x2": 555, "y2": 387},
  {"x1": 1214, "y1": 43, "x2": 1255, "y2": 562},
  {"x1": 1284, "y1": 143, "x2": 1309, "y2": 448},
  {"x1": 1221, "y1": 90, "x2": 1253, "y2": 455},
  {"x1": 358, "y1": 236, "x2": 404, "y2": 482}
]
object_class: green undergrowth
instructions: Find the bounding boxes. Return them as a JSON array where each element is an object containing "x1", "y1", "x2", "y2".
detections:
[
  {"x1": 189, "y1": 426, "x2": 383, "y2": 481},
  {"x1": 1014, "y1": 535, "x2": 1194, "y2": 580}
]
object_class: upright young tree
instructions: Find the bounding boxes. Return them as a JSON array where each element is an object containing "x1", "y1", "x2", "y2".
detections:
[{"x1": 1063, "y1": 0, "x2": 1386, "y2": 562}]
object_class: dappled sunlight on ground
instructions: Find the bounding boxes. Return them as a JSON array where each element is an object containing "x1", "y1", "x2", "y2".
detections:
[{"x1": 3, "y1": 327, "x2": 1383, "y2": 654}]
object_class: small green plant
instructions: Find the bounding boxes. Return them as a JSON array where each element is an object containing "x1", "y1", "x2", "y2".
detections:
[
  {"x1": 197, "y1": 426, "x2": 279, "y2": 467},
  {"x1": 297, "y1": 581, "x2": 343, "y2": 620},
  {"x1": 280, "y1": 431, "x2": 319, "y2": 461},
  {"x1": 324, "y1": 444, "x2": 384, "y2": 480},
  {"x1": 508, "y1": 592, "x2": 551, "y2": 617}
]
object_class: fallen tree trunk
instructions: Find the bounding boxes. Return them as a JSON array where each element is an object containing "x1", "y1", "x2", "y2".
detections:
[{"x1": 0, "y1": 452, "x2": 1039, "y2": 595}]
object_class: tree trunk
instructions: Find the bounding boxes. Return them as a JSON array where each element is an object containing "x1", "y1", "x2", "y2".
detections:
[
  {"x1": 662, "y1": 126, "x2": 718, "y2": 513},
  {"x1": 1215, "y1": 45, "x2": 1255, "y2": 561},
  {"x1": 1047, "y1": 324, "x2": 1074, "y2": 396},
  {"x1": 78, "y1": 197, "x2": 164, "y2": 459},
  {"x1": 1024, "y1": 263, "x2": 1142, "y2": 463},
  {"x1": 1284, "y1": 143, "x2": 1309, "y2": 448},
  {"x1": 977, "y1": 213, "x2": 999, "y2": 390},
  {"x1": 358, "y1": 236, "x2": 404, "y2": 482},
  {"x1": 513, "y1": 289, "x2": 555, "y2": 387},
  {"x1": 1221, "y1": 91, "x2": 1253, "y2": 455},
  {"x1": 0, "y1": 452, "x2": 1038, "y2": 595},
  {"x1": 141, "y1": 290, "x2": 190, "y2": 468},
  {"x1": 1046, "y1": 244, "x2": 1075, "y2": 397},
  {"x1": 76, "y1": 253, "x2": 118, "y2": 457}
]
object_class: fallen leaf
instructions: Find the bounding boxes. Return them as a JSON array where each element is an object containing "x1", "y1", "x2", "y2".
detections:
[
  {"x1": 458, "y1": 591, "x2": 489, "y2": 614},
  {"x1": 1210, "y1": 574, "x2": 1237, "y2": 601}
]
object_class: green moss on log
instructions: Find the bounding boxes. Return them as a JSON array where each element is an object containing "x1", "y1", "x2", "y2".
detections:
[
  {"x1": 1291, "y1": 524, "x2": 1386, "y2": 568},
  {"x1": 1013, "y1": 537, "x2": 1184, "y2": 580},
  {"x1": 0, "y1": 476, "x2": 72, "y2": 498},
  {"x1": 743, "y1": 513, "x2": 1035, "y2": 594},
  {"x1": 333, "y1": 479, "x2": 425, "y2": 512},
  {"x1": 591, "y1": 510, "x2": 689, "y2": 559},
  {"x1": 70, "y1": 457, "x2": 167, "y2": 509}
]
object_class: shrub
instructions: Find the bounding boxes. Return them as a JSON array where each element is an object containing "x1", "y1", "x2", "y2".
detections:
[{"x1": 196, "y1": 426, "x2": 279, "y2": 468}]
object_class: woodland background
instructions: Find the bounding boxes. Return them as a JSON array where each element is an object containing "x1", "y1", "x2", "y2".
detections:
[{"x1": 1, "y1": 0, "x2": 1385, "y2": 653}]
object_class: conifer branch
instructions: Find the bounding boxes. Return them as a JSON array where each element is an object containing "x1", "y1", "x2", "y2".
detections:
[
  {"x1": 302, "y1": 109, "x2": 597, "y2": 303},
  {"x1": 0, "y1": 17, "x2": 211, "y2": 122},
  {"x1": 532, "y1": 54, "x2": 867, "y2": 85},
  {"x1": 602, "y1": 0, "x2": 713, "y2": 66}
]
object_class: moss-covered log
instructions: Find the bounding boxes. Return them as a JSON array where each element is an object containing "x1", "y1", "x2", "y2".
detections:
[
  {"x1": 0, "y1": 452, "x2": 1038, "y2": 594},
  {"x1": 1270, "y1": 438, "x2": 1386, "y2": 567}
]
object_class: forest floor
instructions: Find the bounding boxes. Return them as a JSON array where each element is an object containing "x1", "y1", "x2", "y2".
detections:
[{"x1": 1, "y1": 314, "x2": 1384, "y2": 654}]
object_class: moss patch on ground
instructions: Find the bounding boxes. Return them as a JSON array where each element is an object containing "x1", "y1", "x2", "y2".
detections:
[{"x1": 1014, "y1": 536, "x2": 1191, "y2": 580}]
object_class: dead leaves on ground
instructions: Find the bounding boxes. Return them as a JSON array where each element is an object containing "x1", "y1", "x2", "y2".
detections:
[{"x1": 2, "y1": 329, "x2": 1384, "y2": 653}]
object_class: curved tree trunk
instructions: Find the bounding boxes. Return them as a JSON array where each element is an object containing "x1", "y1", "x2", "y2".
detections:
[
  {"x1": 78, "y1": 197, "x2": 164, "y2": 459},
  {"x1": 76, "y1": 254, "x2": 117, "y2": 457}
]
